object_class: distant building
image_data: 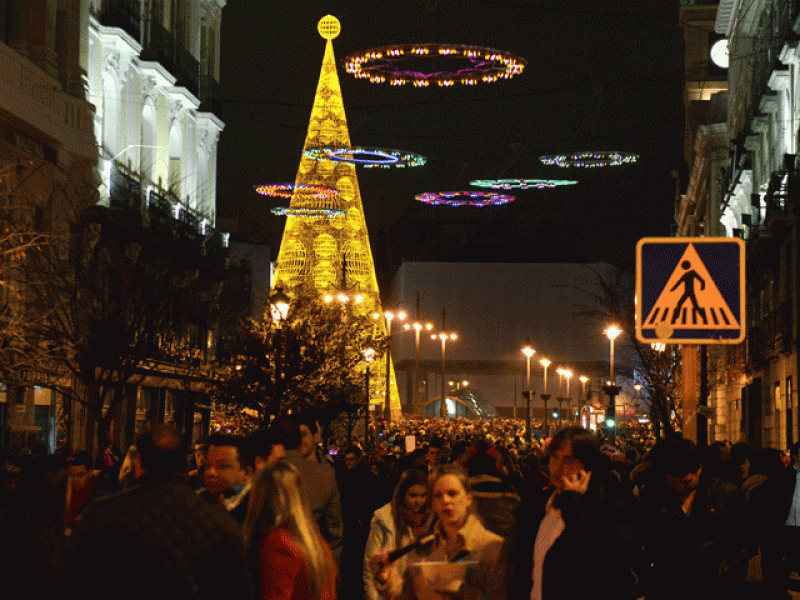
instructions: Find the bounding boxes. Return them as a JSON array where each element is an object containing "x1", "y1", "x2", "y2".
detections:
[{"x1": 389, "y1": 262, "x2": 639, "y2": 422}]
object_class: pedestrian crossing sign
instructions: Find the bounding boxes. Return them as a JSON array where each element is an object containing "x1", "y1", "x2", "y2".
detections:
[{"x1": 636, "y1": 237, "x2": 745, "y2": 345}]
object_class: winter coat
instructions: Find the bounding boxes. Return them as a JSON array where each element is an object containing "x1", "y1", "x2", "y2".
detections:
[
  {"x1": 55, "y1": 474, "x2": 250, "y2": 600},
  {"x1": 377, "y1": 513, "x2": 509, "y2": 600},
  {"x1": 363, "y1": 503, "x2": 417, "y2": 600}
]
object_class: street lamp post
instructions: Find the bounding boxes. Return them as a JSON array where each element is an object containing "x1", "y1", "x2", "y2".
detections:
[
  {"x1": 540, "y1": 358, "x2": 551, "y2": 439},
  {"x1": 563, "y1": 369, "x2": 572, "y2": 425},
  {"x1": 268, "y1": 287, "x2": 291, "y2": 417},
  {"x1": 363, "y1": 348, "x2": 375, "y2": 448},
  {"x1": 522, "y1": 342, "x2": 535, "y2": 444},
  {"x1": 404, "y1": 321, "x2": 433, "y2": 415},
  {"x1": 379, "y1": 310, "x2": 406, "y2": 424},
  {"x1": 433, "y1": 332, "x2": 457, "y2": 418},
  {"x1": 603, "y1": 325, "x2": 623, "y2": 440},
  {"x1": 580, "y1": 375, "x2": 589, "y2": 424}
]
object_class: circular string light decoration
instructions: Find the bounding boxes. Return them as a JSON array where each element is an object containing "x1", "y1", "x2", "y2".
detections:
[
  {"x1": 270, "y1": 206, "x2": 346, "y2": 218},
  {"x1": 539, "y1": 151, "x2": 638, "y2": 168},
  {"x1": 254, "y1": 183, "x2": 339, "y2": 199},
  {"x1": 345, "y1": 44, "x2": 526, "y2": 86},
  {"x1": 470, "y1": 178, "x2": 578, "y2": 190},
  {"x1": 415, "y1": 191, "x2": 515, "y2": 207},
  {"x1": 303, "y1": 146, "x2": 427, "y2": 168}
]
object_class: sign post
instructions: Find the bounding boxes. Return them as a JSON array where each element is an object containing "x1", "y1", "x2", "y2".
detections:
[
  {"x1": 636, "y1": 237, "x2": 745, "y2": 445},
  {"x1": 636, "y1": 237, "x2": 745, "y2": 345}
]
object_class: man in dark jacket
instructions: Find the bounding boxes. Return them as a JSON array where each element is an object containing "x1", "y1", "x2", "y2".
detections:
[
  {"x1": 55, "y1": 425, "x2": 250, "y2": 600},
  {"x1": 635, "y1": 437, "x2": 747, "y2": 600}
]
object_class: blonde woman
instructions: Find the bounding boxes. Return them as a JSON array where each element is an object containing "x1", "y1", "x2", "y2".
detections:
[
  {"x1": 370, "y1": 464, "x2": 509, "y2": 600},
  {"x1": 242, "y1": 461, "x2": 337, "y2": 600},
  {"x1": 364, "y1": 469, "x2": 432, "y2": 600}
]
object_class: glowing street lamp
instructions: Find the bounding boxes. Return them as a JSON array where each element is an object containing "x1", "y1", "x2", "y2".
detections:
[
  {"x1": 375, "y1": 309, "x2": 407, "y2": 423},
  {"x1": 433, "y1": 332, "x2": 457, "y2": 417},
  {"x1": 603, "y1": 325, "x2": 623, "y2": 439},
  {"x1": 563, "y1": 369, "x2": 572, "y2": 423},
  {"x1": 522, "y1": 342, "x2": 535, "y2": 443},
  {"x1": 404, "y1": 321, "x2": 433, "y2": 415},
  {"x1": 540, "y1": 358, "x2": 551, "y2": 439}
]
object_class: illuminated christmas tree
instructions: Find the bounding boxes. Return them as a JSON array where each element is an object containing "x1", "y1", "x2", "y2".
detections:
[{"x1": 272, "y1": 16, "x2": 401, "y2": 419}]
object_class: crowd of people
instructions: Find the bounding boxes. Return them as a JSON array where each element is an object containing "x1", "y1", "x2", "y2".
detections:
[{"x1": 2, "y1": 414, "x2": 800, "y2": 600}]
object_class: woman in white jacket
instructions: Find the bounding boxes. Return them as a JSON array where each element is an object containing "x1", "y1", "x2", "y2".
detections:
[{"x1": 364, "y1": 469, "x2": 431, "y2": 600}]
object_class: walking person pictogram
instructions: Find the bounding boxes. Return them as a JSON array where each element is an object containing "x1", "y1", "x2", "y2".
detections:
[{"x1": 670, "y1": 260, "x2": 707, "y2": 324}]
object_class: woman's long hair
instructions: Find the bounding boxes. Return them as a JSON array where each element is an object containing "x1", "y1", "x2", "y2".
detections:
[
  {"x1": 242, "y1": 461, "x2": 333, "y2": 600},
  {"x1": 390, "y1": 468, "x2": 432, "y2": 539}
]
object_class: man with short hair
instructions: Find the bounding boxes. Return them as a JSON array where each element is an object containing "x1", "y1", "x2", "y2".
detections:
[
  {"x1": 272, "y1": 416, "x2": 343, "y2": 563},
  {"x1": 63, "y1": 450, "x2": 104, "y2": 536},
  {"x1": 57, "y1": 425, "x2": 249, "y2": 599},
  {"x1": 636, "y1": 437, "x2": 746, "y2": 600},
  {"x1": 227, "y1": 427, "x2": 286, "y2": 524},
  {"x1": 201, "y1": 433, "x2": 248, "y2": 509}
]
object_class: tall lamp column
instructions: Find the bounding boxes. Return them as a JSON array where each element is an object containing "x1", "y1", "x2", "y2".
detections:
[
  {"x1": 602, "y1": 325, "x2": 622, "y2": 440},
  {"x1": 380, "y1": 310, "x2": 406, "y2": 424},
  {"x1": 580, "y1": 375, "x2": 589, "y2": 424},
  {"x1": 522, "y1": 342, "x2": 535, "y2": 444},
  {"x1": 540, "y1": 358, "x2": 551, "y2": 439},
  {"x1": 404, "y1": 321, "x2": 433, "y2": 415},
  {"x1": 363, "y1": 348, "x2": 375, "y2": 448},
  {"x1": 434, "y1": 332, "x2": 457, "y2": 418}
]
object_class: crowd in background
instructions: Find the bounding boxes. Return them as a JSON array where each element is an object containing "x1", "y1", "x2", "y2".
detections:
[{"x1": 1, "y1": 414, "x2": 799, "y2": 600}]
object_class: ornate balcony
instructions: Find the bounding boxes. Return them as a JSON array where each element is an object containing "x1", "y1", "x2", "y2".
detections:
[
  {"x1": 99, "y1": 0, "x2": 141, "y2": 42},
  {"x1": 142, "y1": 19, "x2": 199, "y2": 98}
]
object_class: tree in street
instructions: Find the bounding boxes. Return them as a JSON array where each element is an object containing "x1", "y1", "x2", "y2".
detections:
[{"x1": 215, "y1": 287, "x2": 387, "y2": 428}]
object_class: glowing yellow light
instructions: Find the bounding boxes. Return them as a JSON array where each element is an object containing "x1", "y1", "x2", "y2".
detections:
[{"x1": 317, "y1": 15, "x2": 340, "y2": 40}]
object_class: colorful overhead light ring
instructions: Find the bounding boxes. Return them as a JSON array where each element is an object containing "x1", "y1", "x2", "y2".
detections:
[
  {"x1": 303, "y1": 146, "x2": 426, "y2": 168},
  {"x1": 345, "y1": 44, "x2": 526, "y2": 86},
  {"x1": 470, "y1": 178, "x2": 578, "y2": 190},
  {"x1": 254, "y1": 183, "x2": 339, "y2": 199},
  {"x1": 415, "y1": 191, "x2": 515, "y2": 207},
  {"x1": 539, "y1": 152, "x2": 638, "y2": 168},
  {"x1": 270, "y1": 206, "x2": 345, "y2": 219}
]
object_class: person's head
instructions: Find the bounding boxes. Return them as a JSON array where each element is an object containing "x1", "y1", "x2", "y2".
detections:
[
  {"x1": 790, "y1": 441, "x2": 800, "y2": 465},
  {"x1": 118, "y1": 445, "x2": 140, "y2": 488},
  {"x1": 269, "y1": 416, "x2": 303, "y2": 451},
  {"x1": 343, "y1": 445, "x2": 362, "y2": 470},
  {"x1": 729, "y1": 442, "x2": 753, "y2": 480},
  {"x1": 243, "y1": 428, "x2": 286, "y2": 476},
  {"x1": 67, "y1": 450, "x2": 93, "y2": 489},
  {"x1": 193, "y1": 439, "x2": 208, "y2": 469},
  {"x1": 392, "y1": 468, "x2": 430, "y2": 517},
  {"x1": 427, "y1": 437, "x2": 444, "y2": 467},
  {"x1": 467, "y1": 450, "x2": 499, "y2": 478},
  {"x1": 135, "y1": 425, "x2": 186, "y2": 479},
  {"x1": 430, "y1": 464, "x2": 474, "y2": 532},
  {"x1": 296, "y1": 417, "x2": 318, "y2": 459},
  {"x1": 653, "y1": 437, "x2": 703, "y2": 499},
  {"x1": 242, "y1": 461, "x2": 332, "y2": 598},
  {"x1": 450, "y1": 440, "x2": 471, "y2": 466},
  {"x1": 204, "y1": 433, "x2": 247, "y2": 497},
  {"x1": 546, "y1": 427, "x2": 605, "y2": 493}
]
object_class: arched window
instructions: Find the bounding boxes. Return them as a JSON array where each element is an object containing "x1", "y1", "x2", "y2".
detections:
[
  {"x1": 168, "y1": 123, "x2": 182, "y2": 197},
  {"x1": 140, "y1": 103, "x2": 157, "y2": 183}
]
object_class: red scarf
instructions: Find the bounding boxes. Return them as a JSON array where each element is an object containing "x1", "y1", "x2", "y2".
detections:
[{"x1": 402, "y1": 508, "x2": 426, "y2": 538}]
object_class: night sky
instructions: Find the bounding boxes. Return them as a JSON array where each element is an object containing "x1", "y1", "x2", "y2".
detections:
[{"x1": 215, "y1": 0, "x2": 686, "y2": 291}]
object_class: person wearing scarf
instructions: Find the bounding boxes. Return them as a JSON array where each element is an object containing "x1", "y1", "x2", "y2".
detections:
[{"x1": 364, "y1": 469, "x2": 432, "y2": 600}]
